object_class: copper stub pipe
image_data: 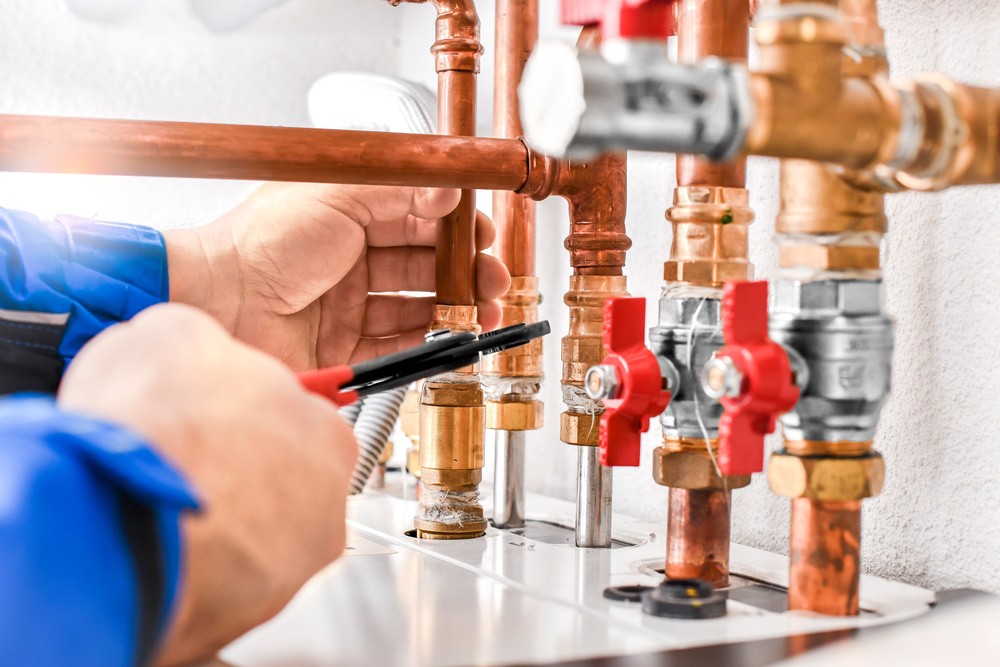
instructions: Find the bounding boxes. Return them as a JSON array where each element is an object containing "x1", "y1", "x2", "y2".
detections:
[
  {"x1": 675, "y1": 0, "x2": 749, "y2": 188},
  {"x1": 666, "y1": 489, "x2": 732, "y2": 587},
  {"x1": 788, "y1": 499, "x2": 862, "y2": 615}
]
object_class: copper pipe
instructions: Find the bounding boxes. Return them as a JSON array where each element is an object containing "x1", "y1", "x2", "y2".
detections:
[
  {"x1": 422, "y1": 0, "x2": 484, "y2": 307},
  {"x1": 492, "y1": 0, "x2": 538, "y2": 279},
  {"x1": 0, "y1": 115, "x2": 528, "y2": 190},
  {"x1": 665, "y1": 489, "x2": 732, "y2": 587},
  {"x1": 675, "y1": 0, "x2": 749, "y2": 188},
  {"x1": 788, "y1": 499, "x2": 862, "y2": 615}
]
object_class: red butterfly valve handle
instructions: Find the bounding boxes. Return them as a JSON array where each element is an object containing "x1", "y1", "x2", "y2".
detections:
[
  {"x1": 560, "y1": 0, "x2": 677, "y2": 40},
  {"x1": 702, "y1": 281, "x2": 800, "y2": 477},
  {"x1": 585, "y1": 297, "x2": 672, "y2": 467}
]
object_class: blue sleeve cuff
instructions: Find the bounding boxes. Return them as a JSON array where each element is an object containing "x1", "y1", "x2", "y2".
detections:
[
  {"x1": 0, "y1": 208, "x2": 170, "y2": 366},
  {"x1": 46, "y1": 215, "x2": 169, "y2": 360},
  {"x1": 0, "y1": 396, "x2": 199, "y2": 665}
]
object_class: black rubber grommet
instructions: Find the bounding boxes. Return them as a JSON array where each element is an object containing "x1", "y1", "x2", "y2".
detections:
[
  {"x1": 641, "y1": 578, "x2": 727, "y2": 619},
  {"x1": 603, "y1": 584, "x2": 654, "y2": 603}
]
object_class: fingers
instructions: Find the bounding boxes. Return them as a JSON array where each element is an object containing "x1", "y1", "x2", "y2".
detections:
[
  {"x1": 477, "y1": 253, "x2": 511, "y2": 302},
  {"x1": 476, "y1": 299, "x2": 502, "y2": 331},
  {"x1": 350, "y1": 328, "x2": 429, "y2": 363},
  {"x1": 365, "y1": 207, "x2": 496, "y2": 249},
  {"x1": 310, "y1": 184, "x2": 460, "y2": 230},
  {"x1": 368, "y1": 247, "x2": 436, "y2": 293},
  {"x1": 475, "y1": 210, "x2": 496, "y2": 251},
  {"x1": 361, "y1": 294, "x2": 435, "y2": 337}
]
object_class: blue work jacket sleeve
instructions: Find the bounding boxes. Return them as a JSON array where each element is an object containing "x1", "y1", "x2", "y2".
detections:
[
  {"x1": 0, "y1": 207, "x2": 169, "y2": 393},
  {"x1": 0, "y1": 396, "x2": 200, "y2": 667}
]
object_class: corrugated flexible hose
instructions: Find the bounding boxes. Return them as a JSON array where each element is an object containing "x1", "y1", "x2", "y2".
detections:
[{"x1": 349, "y1": 387, "x2": 407, "y2": 495}]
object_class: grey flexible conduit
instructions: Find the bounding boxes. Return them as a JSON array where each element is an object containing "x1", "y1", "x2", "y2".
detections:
[{"x1": 349, "y1": 387, "x2": 407, "y2": 495}]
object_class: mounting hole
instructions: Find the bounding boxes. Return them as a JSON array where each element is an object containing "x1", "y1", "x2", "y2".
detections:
[{"x1": 603, "y1": 584, "x2": 653, "y2": 603}]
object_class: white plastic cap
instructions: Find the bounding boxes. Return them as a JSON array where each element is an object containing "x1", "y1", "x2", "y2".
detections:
[{"x1": 519, "y1": 40, "x2": 586, "y2": 159}]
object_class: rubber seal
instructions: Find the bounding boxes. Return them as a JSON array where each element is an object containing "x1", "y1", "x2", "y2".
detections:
[
  {"x1": 603, "y1": 584, "x2": 654, "y2": 603},
  {"x1": 641, "y1": 578, "x2": 728, "y2": 619}
]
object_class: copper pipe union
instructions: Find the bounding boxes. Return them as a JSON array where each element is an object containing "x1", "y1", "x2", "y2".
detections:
[
  {"x1": 788, "y1": 498, "x2": 862, "y2": 615},
  {"x1": 665, "y1": 488, "x2": 732, "y2": 588},
  {"x1": 653, "y1": 442, "x2": 751, "y2": 491},
  {"x1": 664, "y1": 186, "x2": 754, "y2": 287},
  {"x1": 768, "y1": 451, "x2": 884, "y2": 501}
]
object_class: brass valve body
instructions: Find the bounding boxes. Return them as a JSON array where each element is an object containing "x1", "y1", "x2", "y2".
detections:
[
  {"x1": 560, "y1": 274, "x2": 628, "y2": 446},
  {"x1": 664, "y1": 186, "x2": 754, "y2": 287},
  {"x1": 416, "y1": 305, "x2": 486, "y2": 540},
  {"x1": 416, "y1": 380, "x2": 487, "y2": 539}
]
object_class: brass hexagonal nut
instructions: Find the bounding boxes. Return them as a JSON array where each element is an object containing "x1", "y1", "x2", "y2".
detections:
[
  {"x1": 560, "y1": 411, "x2": 600, "y2": 445},
  {"x1": 768, "y1": 452, "x2": 884, "y2": 501},
  {"x1": 486, "y1": 400, "x2": 543, "y2": 430},
  {"x1": 652, "y1": 448, "x2": 751, "y2": 490}
]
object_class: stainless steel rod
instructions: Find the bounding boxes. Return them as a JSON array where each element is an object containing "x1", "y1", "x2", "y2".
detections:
[
  {"x1": 492, "y1": 429, "x2": 526, "y2": 529},
  {"x1": 575, "y1": 447, "x2": 613, "y2": 547}
]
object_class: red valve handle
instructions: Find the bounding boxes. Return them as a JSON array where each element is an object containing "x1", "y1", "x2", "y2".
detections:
[
  {"x1": 716, "y1": 281, "x2": 800, "y2": 477},
  {"x1": 561, "y1": 0, "x2": 676, "y2": 40},
  {"x1": 598, "y1": 297, "x2": 672, "y2": 467}
]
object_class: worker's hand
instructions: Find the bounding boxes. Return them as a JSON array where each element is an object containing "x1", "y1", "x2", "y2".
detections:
[
  {"x1": 58, "y1": 303, "x2": 357, "y2": 666},
  {"x1": 165, "y1": 184, "x2": 511, "y2": 370}
]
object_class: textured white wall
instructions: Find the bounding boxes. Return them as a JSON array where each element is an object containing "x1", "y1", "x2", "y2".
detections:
[
  {"x1": 5, "y1": 0, "x2": 1000, "y2": 595},
  {"x1": 0, "y1": 0, "x2": 399, "y2": 226},
  {"x1": 396, "y1": 0, "x2": 1000, "y2": 595}
]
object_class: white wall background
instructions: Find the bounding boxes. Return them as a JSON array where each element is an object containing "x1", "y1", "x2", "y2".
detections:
[{"x1": 5, "y1": 0, "x2": 1000, "y2": 595}]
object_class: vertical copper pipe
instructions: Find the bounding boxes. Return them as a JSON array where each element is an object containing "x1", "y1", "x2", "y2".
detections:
[
  {"x1": 493, "y1": 0, "x2": 537, "y2": 278},
  {"x1": 430, "y1": 0, "x2": 483, "y2": 306},
  {"x1": 661, "y1": 0, "x2": 751, "y2": 588},
  {"x1": 665, "y1": 489, "x2": 732, "y2": 586},
  {"x1": 675, "y1": 0, "x2": 749, "y2": 187},
  {"x1": 788, "y1": 499, "x2": 862, "y2": 615}
]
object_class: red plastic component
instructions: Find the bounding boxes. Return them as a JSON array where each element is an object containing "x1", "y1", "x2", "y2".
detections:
[
  {"x1": 598, "y1": 297, "x2": 672, "y2": 467},
  {"x1": 716, "y1": 281, "x2": 800, "y2": 477},
  {"x1": 298, "y1": 366, "x2": 358, "y2": 407},
  {"x1": 560, "y1": 0, "x2": 676, "y2": 39}
]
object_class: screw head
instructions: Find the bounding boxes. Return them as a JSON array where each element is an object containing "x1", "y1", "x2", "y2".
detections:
[
  {"x1": 701, "y1": 355, "x2": 744, "y2": 400},
  {"x1": 585, "y1": 364, "x2": 620, "y2": 400}
]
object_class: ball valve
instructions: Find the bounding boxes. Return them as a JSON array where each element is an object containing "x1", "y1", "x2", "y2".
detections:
[
  {"x1": 560, "y1": 0, "x2": 676, "y2": 39},
  {"x1": 701, "y1": 281, "x2": 800, "y2": 477},
  {"x1": 585, "y1": 298, "x2": 672, "y2": 467}
]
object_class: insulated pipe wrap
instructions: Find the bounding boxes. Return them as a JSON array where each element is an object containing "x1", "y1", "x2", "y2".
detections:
[{"x1": 349, "y1": 387, "x2": 407, "y2": 495}]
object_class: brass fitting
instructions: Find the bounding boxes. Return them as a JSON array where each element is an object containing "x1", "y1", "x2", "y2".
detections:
[
  {"x1": 416, "y1": 304, "x2": 486, "y2": 539},
  {"x1": 653, "y1": 440, "x2": 751, "y2": 491},
  {"x1": 768, "y1": 451, "x2": 885, "y2": 501},
  {"x1": 560, "y1": 274, "x2": 628, "y2": 446},
  {"x1": 481, "y1": 276, "x2": 543, "y2": 379},
  {"x1": 416, "y1": 381, "x2": 487, "y2": 539},
  {"x1": 664, "y1": 186, "x2": 754, "y2": 287},
  {"x1": 486, "y1": 398, "x2": 542, "y2": 431}
]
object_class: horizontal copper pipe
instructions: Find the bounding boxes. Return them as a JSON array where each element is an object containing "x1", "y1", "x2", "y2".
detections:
[{"x1": 0, "y1": 115, "x2": 529, "y2": 190}]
